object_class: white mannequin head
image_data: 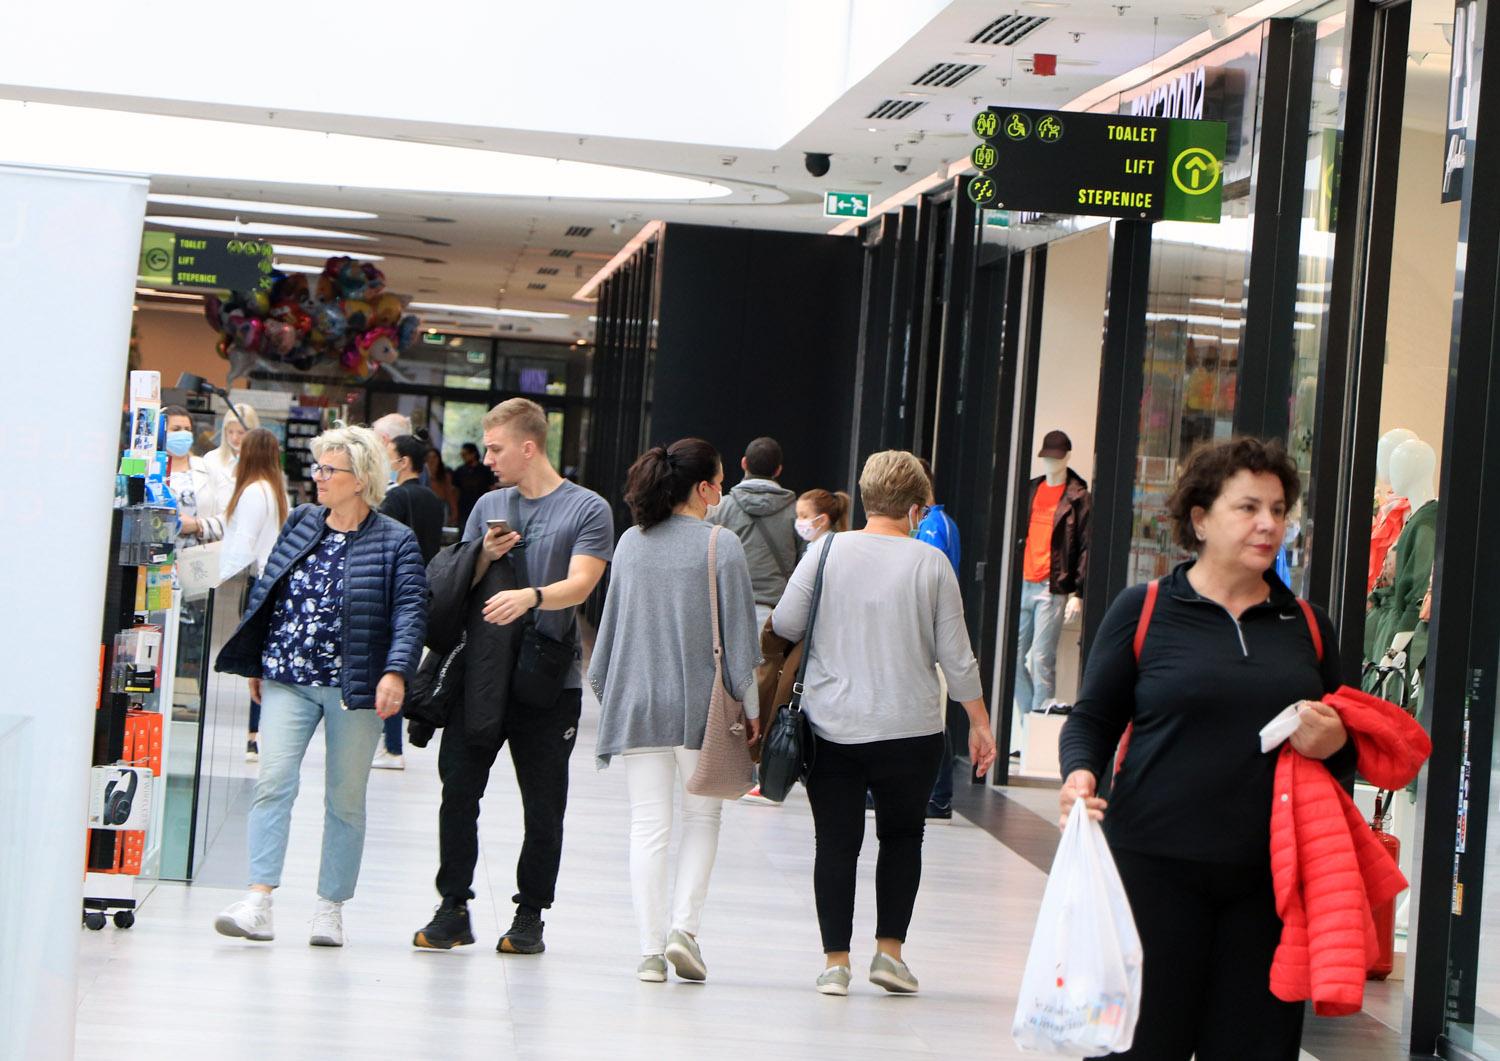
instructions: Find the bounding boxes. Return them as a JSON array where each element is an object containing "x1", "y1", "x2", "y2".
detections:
[
  {"x1": 1389, "y1": 439, "x2": 1437, "y2": 510},
  {"x1": 1376, "y1": 428, "x2": 1419, "y2": 489},
  {"x1": 1038, "y1": 429, "x2": 1072, "y2": 485},
  {"x1": 1040, "y1": 456, "x2": 1069, "y2": 483}
]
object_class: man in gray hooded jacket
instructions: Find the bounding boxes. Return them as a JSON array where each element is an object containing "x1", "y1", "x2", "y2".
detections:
[{"x1": 710, "y1": 436, "x2": 798, "y2": 625}]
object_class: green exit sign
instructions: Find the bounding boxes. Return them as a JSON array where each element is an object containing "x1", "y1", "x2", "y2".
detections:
[{"x1": 823, "y1": 191, "x2": 871, "y2": 219}]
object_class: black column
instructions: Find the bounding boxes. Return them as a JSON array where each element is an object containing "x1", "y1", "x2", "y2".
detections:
[
  {"x1": 1236, "y1": 19, "x2": 1316, "y2": 442},
  {"x1": 1411, "y1": 0, "x2": 1500, "y2": 1048},
  {"x1": 1081, "y1": 221, "x2": 1153, "y2": 660}
]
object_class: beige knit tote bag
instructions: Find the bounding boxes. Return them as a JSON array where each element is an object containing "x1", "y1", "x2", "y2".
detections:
[{"x1": 687, "y1": 525, "x2": 755, "y2": 800}]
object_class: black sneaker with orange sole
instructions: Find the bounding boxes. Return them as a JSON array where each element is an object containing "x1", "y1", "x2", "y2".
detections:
[
  {"x1": 413, "y1": 900, "x2": 475, "y2": 949},
  {"x1": 497, "y1": 908, "x2": 545, "y2": 954}
]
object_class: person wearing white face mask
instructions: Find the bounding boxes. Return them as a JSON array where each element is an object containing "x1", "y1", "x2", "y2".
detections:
[
  {"x1": 161, "y1": 405, "x2": 225, "y2": 547},
  {"x1": 204, "y1": 403, "x2": 261, "y2": 497},
  {"x1": 794, "y1": 489, "x2": 851, "y2": 543}
]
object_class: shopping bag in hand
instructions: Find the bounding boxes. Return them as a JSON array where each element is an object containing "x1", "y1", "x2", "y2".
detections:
[{"x1": 1012, "y1": 800, "x2": 1142, "y2": 1056}]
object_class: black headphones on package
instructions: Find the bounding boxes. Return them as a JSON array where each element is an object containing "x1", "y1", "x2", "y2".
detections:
[{"x1": 104, "y1": 770, "x2": 139, "y2": 826}]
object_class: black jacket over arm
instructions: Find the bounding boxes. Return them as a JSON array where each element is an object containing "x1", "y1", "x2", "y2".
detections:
[
  {"x1": 1058, "y1": 561, "x2": 1354, "y2": 866},
  {"x1": 422, "y1": 537, "x2": 522, "y2": 747}
]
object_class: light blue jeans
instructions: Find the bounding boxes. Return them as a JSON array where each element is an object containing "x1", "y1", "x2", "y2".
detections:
[
  {"x1": 1015, "y1": 579, "x2": 1069, "y2": 713},
  {"x1": 248, "y1": 680, "x2": 384, "y2": 902}
]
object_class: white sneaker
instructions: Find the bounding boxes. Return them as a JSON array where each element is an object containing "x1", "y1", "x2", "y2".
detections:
[
  {"x1": 371, "y1": 748, "x2": 405, "y2": 770},
  {"x1": 309, "y1": 899, "x2": 345, "y2": 947},
  {"x1": 214, "y1": 891, "x2": 274, "y2": 941}
]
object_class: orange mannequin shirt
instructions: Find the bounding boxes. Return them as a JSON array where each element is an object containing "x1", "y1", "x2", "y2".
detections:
[
  {"x1": 1024, "y1": 480, "x2": 1066, "y2": 584},
  {"x1": 1367, "y1": 496, "x2": 1411, "y2": 594}
]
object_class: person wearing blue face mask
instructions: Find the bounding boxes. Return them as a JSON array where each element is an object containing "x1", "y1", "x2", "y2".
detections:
[{"x1": 162, "y1": 405, "x2": 225, "y2": 547}]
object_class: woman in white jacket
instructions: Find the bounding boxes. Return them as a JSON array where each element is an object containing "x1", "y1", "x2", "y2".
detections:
[
  {"x1": 204, "y1": 403, "x2": 261, "y2": 497},
  {"x1": 218, "y1": 428, "x2": 290, "y2": 760},
  {"x1": 163, "y1": 406, "x2": 226, "y2": 547}
]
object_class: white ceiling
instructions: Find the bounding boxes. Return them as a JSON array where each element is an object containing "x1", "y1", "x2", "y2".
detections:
[{"x1": 2, "y1": 0, "x2": 1353, "y2": 339}]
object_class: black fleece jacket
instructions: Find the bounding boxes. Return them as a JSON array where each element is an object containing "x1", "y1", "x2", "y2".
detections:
[{"x1": 1059, "y1": 562, "x2": 1355, "y2": 866}]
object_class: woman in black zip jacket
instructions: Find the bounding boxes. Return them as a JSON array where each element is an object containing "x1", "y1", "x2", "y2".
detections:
[{"x1": 1058, "y1": 437, "x2": 1355, "y2": 1061}]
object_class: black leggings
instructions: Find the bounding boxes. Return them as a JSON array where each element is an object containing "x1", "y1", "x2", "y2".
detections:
[
  {"x1": 1109, "y1": 848, "x2": 1305, "y2": 1060},
  {"x1": 806, "y1": 732, "x2": 944, "y2": 953}
]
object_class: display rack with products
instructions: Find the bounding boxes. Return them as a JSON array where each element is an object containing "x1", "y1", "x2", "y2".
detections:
[{"x1": 84, "y1": 481, "x2": 179, "y2": 930}]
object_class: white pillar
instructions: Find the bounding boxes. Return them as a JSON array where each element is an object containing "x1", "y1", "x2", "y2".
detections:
[{"x1": 0, "y1": 164, "x2": 147, "y2": 1060}]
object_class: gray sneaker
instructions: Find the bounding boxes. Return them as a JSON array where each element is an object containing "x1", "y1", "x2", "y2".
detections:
[
  {"x1": 637, "y1": 955, "x2": 668, "y2": 983},
  {"x1": 664, "y1": 929, "x2": 707, "y2": 982},
  {"x1": 816, "y1": 965, "x2": 851, "y2": 996},
  {"x1": 869, "y1": 952, "x2": 919, "y2": 994}
]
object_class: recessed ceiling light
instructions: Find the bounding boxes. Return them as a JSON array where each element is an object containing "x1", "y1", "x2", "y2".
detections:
[
  {"x1": 1022, "y1": 1, "x2": 1069, "y2": 8},
  {"x1": 270, "y1": 262, "x2": 326, "y2": 275},
  {"x1": 408, "y1": 301, "x2": 571, "y2": 320},
  {"x1": 3, "y1": 101, "x2": 733, "y2": 202},
  {"x1": 271, "y1": 245, "x2": 384, "y2": 262},
  {"x1": 145, "y1": 216, "x2": 374, "y2": 240},
  {"x1": 147, "y1": 194, "x2": 377, "y2": 219},
  {"x1": 867, "y1": 126, "x2": 879, "y2": 132}
]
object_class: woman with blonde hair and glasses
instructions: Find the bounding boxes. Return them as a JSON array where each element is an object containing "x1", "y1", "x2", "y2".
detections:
[
  {"x1": 213, "y1": 424, "x2": 428, "y2": 948},
  {"x1": 773, "y1": 450, "x2": 996, "y2": 996}
]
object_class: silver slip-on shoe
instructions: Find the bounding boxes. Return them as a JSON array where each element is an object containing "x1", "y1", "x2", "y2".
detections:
[
  {"x1": 637, "y1": 955, "x2": 668, "y2": 983},
  {"x1": 664, "y1": 929, "x2": 707, "y2": 982},
  {"x1": 816, "y1": 965, "x2": 852, "y2": 996},
  {"x1": 869, "y1": 952, "x2": 919, "y2": 994}
]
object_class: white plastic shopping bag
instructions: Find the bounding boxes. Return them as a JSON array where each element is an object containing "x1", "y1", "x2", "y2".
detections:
[{"x1": 1012, "y1": 799, "x2": 1143, "y2": 1056}]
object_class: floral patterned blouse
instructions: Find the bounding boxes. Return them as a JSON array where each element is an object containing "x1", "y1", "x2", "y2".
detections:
[{"x1": 261, "y1": 530, "x2": 349, "y2": 688}]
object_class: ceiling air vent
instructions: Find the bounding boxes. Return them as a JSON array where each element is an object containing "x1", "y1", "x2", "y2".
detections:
[
  {"x1": 912, "y1": 62, "x2": 983, "y2": 88},
  {"x1": 866, "y1": 99, "x2": 927, "y2": 121},
  {"x1": 527, "y1": 282, "x2": 548, "y2": 291},
  {"x1": 549, "y1": 248, "x2": 575, "y2": 258},
  {"x1": 564, "y1": 225, "x2": 593, "y2": 238},
  {"x1": 536, "y1": 266, "x2": 560, "y2": 276},
  {"x1": 969, "y1": 14, "x2": 1050, "y2": 47}
]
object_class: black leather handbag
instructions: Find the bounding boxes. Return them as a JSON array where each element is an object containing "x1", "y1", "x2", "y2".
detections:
[
  {"x1": 758, "y1": 533, "x2": 834, "y2": 802},
  {"x1": 508, "y1": 492, "x2": 574, "y2": 712}
]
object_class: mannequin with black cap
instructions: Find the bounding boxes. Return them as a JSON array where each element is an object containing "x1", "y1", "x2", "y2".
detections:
[{"x1": 1015, "y1": 430, "x2": 1091, "y2": 716}]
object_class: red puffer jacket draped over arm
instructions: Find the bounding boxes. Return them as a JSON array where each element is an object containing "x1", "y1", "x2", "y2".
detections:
[{"x1": 1268, "y1": 686, "x2": 1431, "y2": 1016}]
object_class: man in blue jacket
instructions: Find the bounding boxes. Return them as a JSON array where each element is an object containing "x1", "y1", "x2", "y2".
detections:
[{"x1": 916, "y1": 459, "x2": 962, "y2": 819}]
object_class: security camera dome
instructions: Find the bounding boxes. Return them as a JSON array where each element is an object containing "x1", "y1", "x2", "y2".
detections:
[{"x1": 804, "y1": 152, "x2": 832, "y2": 177}]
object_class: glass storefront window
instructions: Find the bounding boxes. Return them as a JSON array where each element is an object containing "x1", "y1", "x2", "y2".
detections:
[
  {"x1": 396, "y1": 333, "x2": 492, "y2": 390},
  {"x1": 1285, "y1": 4, "x2": 1347, "y2": 597},
  {"x1": 499, "y1": 341, "x2": 571, "y2": 396}
]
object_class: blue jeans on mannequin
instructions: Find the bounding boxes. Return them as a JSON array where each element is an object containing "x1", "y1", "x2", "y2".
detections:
[
  {"x1": 248, "y1": 680, "x2": 384, "y2": 902},
  {"x1": 1015, "y1": 579, "x2": 1068, "y2": 713}
]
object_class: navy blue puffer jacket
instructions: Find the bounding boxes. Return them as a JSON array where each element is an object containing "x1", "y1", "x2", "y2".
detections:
[{"x1": 216, "y1": 504, "x2": 429, "y2": 709}]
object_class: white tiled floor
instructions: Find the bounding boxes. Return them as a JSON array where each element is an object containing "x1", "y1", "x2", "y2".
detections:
[{"x1": 74, "y1": 693, "x2": 1405, "y2": 1060}]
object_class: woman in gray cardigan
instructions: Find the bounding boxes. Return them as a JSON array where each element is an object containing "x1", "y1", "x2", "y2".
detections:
[{"x1": 589, "y1": 438, "x2": 762, "y2": 985}]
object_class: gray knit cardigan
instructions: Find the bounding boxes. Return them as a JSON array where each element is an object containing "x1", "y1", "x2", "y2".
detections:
[{"x1": 590, "y1": 515, "x2": 763, "y2": 768}]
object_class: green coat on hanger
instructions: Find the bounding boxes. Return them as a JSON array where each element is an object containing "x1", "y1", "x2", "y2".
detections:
[{"x1": 1364, "y1": 498, "x2": 1438, "y2": 668}]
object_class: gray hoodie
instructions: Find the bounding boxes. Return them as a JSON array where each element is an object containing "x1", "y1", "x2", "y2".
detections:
[{"x1": 709, "y1": 477, "x2": 798, "y2": 607}]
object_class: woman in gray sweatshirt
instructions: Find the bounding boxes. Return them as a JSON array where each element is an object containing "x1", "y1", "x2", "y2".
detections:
[
  {"x1": 589, "y1": 438, "x2": 762, "y2": 985},
  {"x1": 772, "y1": 449, "x2": 997, "y2": 997}
]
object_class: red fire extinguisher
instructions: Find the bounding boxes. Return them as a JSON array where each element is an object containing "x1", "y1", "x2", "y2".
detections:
[{"x1": 1369, "y1": 791, "x2": 1401, "y2": 981}]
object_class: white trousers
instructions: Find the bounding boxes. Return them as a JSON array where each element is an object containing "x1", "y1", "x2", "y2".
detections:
[{"x1": 622, "y1": 747, "x2": 724, "y2": 956}]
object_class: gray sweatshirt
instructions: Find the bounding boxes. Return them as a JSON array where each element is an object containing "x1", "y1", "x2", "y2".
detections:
[
  {"x1": 590, "y1": 516, "x2": 763, "y2": 768},
  {"x1": 709, "y1": 478, "x2": 798, "y2": 608},
  {"x1": 772, "y1": 532, "x2": 983, "y2": 745}
]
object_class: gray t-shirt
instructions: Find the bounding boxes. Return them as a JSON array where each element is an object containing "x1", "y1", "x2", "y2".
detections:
[
  {"x1": 771, "y1": 532, "x2": 983, "y2": 744},
  {"x1": 463, "y1": 480, "x2": 615, "y2": 688}
]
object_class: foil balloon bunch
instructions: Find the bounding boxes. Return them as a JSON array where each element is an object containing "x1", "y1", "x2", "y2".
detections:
[{"x1": 205, "y1": 256, "x2": 422, "y2": 381}]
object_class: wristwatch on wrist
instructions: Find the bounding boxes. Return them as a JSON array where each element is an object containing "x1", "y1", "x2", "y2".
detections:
[{"x1": 533, "y1": 587, "x2": 544, "y2": 609}]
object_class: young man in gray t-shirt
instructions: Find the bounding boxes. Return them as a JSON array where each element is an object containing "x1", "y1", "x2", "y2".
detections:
[{"x1": 414, "y1": 399, "x2": 613, "y2": 956}]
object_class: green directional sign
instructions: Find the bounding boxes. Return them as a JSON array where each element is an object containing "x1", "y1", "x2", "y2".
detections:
[
  {"x1": 970, "y1": 105, "x2": 1227, "y2": 223},
  {"x1": 137, "y1": 232, "x2": 275, "y2": 291},
  {"x1": 823, "y1": 191, "x2": 871, "y2": 219}
]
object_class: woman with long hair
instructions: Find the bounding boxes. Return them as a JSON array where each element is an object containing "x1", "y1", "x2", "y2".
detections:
[
  {"x1": 205, "y1": 403, "x2": 261, "y2": 496},
  {"x1": 219, "y1": 428, "x2": 291, "y2": 762},
  {"x1": 590, "y1": 438, "x2": 762, "y2": 984},
  {"x1": 425, "y1": 449, "x2": 460, "y2": 526}
]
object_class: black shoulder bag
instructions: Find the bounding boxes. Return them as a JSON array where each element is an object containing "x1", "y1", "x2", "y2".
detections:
[
  {"x1": 508, "y1": 491, "x2": 575, "y2": 711},
  {"x1": 758, "y1": 533, "x2": 835, "y2": 802}
]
